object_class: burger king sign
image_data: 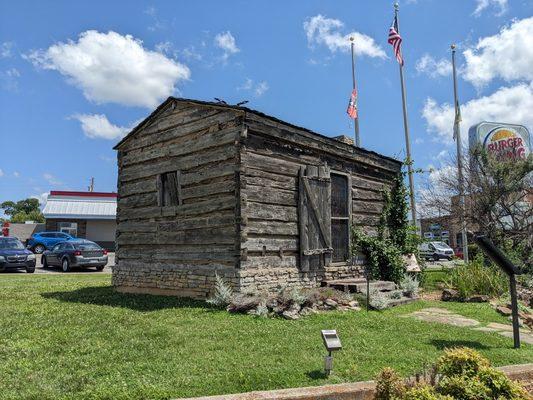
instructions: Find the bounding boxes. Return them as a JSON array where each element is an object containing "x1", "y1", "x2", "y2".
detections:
[{"x1": 469, "y1": 122, "x2": 531, "y2": 162}]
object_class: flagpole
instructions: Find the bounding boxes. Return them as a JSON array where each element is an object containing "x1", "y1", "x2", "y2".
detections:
[
  {"x1": 394, "y1": 2, "x2": 417, "y2": 226},
  {"x1": 350, "y1": 37, "x2": 361, "y2": 147},
  {"x1": 451, "y1": 44, "x2": 469, "y2": 263}
]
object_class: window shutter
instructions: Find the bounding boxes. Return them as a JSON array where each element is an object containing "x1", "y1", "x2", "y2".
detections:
[{"x1": 298, "y1": 164, "x2": 332, "y2": 271}]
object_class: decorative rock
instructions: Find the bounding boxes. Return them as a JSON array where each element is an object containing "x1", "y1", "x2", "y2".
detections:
[
  {"x1": 496, "y1": 305, "x2": 513, "y2": 316},
  {"x1": 324, "y1": 299, "x2": 338, "y2": 309},
  {"x1": 348, "y1": 300, "x2": 359, "y2": 308},
  {"x1": 441, "y1": 288, "x2": 460, "y2": 302},
  {"x1": 464, "y1": 295, "x2": 490, "y2": 303},
  {"x1": 282, "y1": 310, "x2": 300, "y2": 320}
]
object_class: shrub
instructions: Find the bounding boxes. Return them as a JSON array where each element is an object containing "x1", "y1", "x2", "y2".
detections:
[
  {"x1": 401, "y1": 275, "x2": 420, "y2": 298},
  {"x1": 206, "y1": 273, "x2": 233, "y2": 307},
  {"x1": 437, "y1": 375, "x2": 491, "y2": 400},
  {"x1": 445, "y1": 255, "x2": 507, "y2": 299},
  {"x1": 477, "y1": 367, "x2": 529, "y2": 399},
  {"x1": 375, "y1": 367, "x2": 406, "y2": 400},
  {"x1": 352, "y1": 228, "x2": 406, "y2": 284},
  {"x1": 436, "y1": 347, "x2": 490, "y2": 377},
  {"x1": 251, "y1": 301, "x2": 269, "y2": 318},
  {"x1": 369, "y1": 288, "x2": 389, "y2": 310},
  {"x1": 403, "y1": 385, "x2": 453, "y2": 400}
]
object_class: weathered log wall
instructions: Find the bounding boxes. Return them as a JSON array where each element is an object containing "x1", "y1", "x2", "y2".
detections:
[
  {"x1": 238, "y1": 114, "x2": 400, "y2": 292},
  {"x1": 112, "y1": 102, "x2": 243, "y2": 298}
]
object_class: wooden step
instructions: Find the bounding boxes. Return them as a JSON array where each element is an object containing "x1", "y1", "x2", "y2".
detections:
[{"x1": 322, "y1": 279, "x2": 396, "y2": 293}]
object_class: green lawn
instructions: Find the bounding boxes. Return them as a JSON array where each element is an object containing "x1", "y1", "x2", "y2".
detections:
[
  {"x1": 422, "y1": 268, "x2": 451, "y2": 291},
  {"x1": 0, "y1": 274, "x2": 531, "y2": 400}
]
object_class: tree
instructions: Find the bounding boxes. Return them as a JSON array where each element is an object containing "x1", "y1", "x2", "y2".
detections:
[
  {"x1": 419, "y1": 149, "x2": 532, "y2": 269},
  {"x1": 0, "y1": 198, "x2": 44, "y2": 223}
]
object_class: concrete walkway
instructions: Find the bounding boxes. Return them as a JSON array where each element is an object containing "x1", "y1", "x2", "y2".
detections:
[{"x1": 406, "y1": 307, "x2": 533, "y2": 345}]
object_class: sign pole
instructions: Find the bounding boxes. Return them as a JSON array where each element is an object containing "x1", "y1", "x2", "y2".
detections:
[
  {"x1": 350, "y1": 37, "x2": 361, "y2": 148},
  {"x1": 394, "y1": 3, "x2": 417, "y2": 226},
  {"x1": 451, "y1": 44, "x2": 469, "y2": 263}
]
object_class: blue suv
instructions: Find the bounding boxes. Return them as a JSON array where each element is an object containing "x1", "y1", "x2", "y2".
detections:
[{"x1": 27, "y1": 232, "x2": 74, "y2": 254}]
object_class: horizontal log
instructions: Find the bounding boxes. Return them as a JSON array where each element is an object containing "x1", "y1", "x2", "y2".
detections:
[
  {"x1": 181, "y1": 161, "x2": 236, "y2": 186},
  {"x1": 244, "y1": 236, "x2": 298, "y2": 252},
  {"x1": 352, "y1": 175, "x2": 389, "y2": 192},
  {"x1": 119, "y1": 195, "x2": 235, "y2": 221},
  {"x1": 122, "y1": 126, "x2": 239, "y2": 167},
  {"x1": 245, "y1": 185, "x2": 297, "y2": 206},
  {"x1": 246, "y1": 202, "x2": 298, "y2": 222},
  {"x1": 117, "y1": 226, "x2": 236, "y2": 246},
  {"x1": 156, "y1": 212, "x2": 235, "y2": 231},
  {"x1": 352, "y1": 200, "x2": 383, "y2": 215},
  {"x1": 245, "y1": 169, "x2": 297, "y2": 191},
  {"x1": 246, "y1": 220, "x2": 299, "y2": 236},
  {"x1": 242, "y1": 151, "x2": 301, "y2": 177},
  {"x1": 120, "y1": 144, "x2": 236, "y2": 183},
  {"x1": 352, "y1": 188, "x2": 385, "y2": 201},
  {"x1": 120, "y1": 179, "x2": 157, "y2": 198},
  {"x1": 182, "y1": 179, "x2": 236, "y2": 200}
]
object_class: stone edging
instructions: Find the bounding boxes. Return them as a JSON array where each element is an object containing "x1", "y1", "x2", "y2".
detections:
[{"x1": 177, "y1": 363, "x2": 533, "y2": 400}]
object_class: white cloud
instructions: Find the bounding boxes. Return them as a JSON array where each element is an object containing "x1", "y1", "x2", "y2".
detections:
[
  {"x1": 25, "y1": 30, "x2": 190, "y2": 108},
  {"x1": 214, "y1": 31, "x2": 239, "y2": 60},
  {"x1": 304, "y1": 15, "x2": 386, "y2": 59},
  {"x1": 416, "y1": 54, "x2": 452, "y2": 78},
  {"x1": 237, "y1": 78, "x2": 269, "y2": 97},
  {"x1": 0, "y1": 169, "x2": 4, "y2": 177},
  {"x1": 473, "y1": 0, "x2": 508, "y2": 17},
  {"x1": 422, "y1": 82, "x2": 533, "y2": 142},
  {"x1": 1, "y1": 68, "x2": 20, "y2": 91},
  {"x1": 1, "y1": 42, "x2": 13, "y2": 58},
  {"x1": 71, "y1": 113, "x2": 130, "y2": 140},
  {"x1": 463, "y1": 17, "x2": 533, "y2": 87},
  {"x1": 254, "y1": 81, "x2": 269, "y2": 97},
  {"x1": 43, "y1": 173, "x2": 62, "y2": 186},
  {"x1": 13, "y1": 171, "x2": 20, "y2": 178}
]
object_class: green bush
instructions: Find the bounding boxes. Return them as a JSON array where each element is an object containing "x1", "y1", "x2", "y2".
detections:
[
  {"x1": 352, "y1": 228, "x2": 406, "y2": 284},
  {"x1": 374, "y1": 348, "x2": 529, "y2": 400},
  {"x1": 437, "y1": 375, "x2": 491, "y2": 400},
  {"x1": 403, "y1": 385, "x2": 453, "y2": 400},
  {"x1": 436, "y1": 347, "x2": 490, "y2": 377},
  {"x1": 445, "y1": 255, "x2": 508, "y2": 299}
]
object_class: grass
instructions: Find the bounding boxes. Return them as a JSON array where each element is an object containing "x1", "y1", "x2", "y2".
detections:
[
  {"x1": 422, "y1": 268, "x2": 451, "y2": 291},
  {"x1": 0, "y1": 274, "x2": 531, "y2": 400}
]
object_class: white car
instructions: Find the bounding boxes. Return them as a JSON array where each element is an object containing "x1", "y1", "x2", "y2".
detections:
[{"x1": 419, "y1": 241, "x2": 454, "y2": 261}]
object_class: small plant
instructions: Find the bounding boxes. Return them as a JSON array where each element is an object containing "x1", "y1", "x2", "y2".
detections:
[
  {"x1": 445, "y1": 255, "x2": 507, "y2": 299},
  {"x1": 390, "y1": 290, "x2": 402, "y2": 300},
  {"x1": 206, "y1": 273, "x2": 233, "y2": 307},
  {"x1": 401, "y1": 275, "x2": 420, "y2": 298},
  {"x1": 251, "y1": 301, "x2": 269, "y2": 318},
  {"x1": 403, "y1": 385, "x2": 453, "y2": 400},
  {"x1": 369, "y1": 288, "x2": 389, "y2": 310},
  {"x1": 375, "y1": 367, "x2": 406, "y2": 400}
]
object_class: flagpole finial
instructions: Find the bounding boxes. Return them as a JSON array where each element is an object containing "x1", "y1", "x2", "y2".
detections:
[
  {"x1": 349, "y1": 36, "x2": 354, "y2": 42},
  {"x1": 394, "y1": 2, "x2": 399, "y2": 10},
  {"x1": 451, "y1": 43, "x2": 456, "y2": 51}
]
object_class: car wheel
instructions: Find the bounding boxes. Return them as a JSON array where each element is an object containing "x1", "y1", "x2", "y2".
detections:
[
  {"x1": 61, "y1": 258, "x2": 71, "y2": 273},
  {"x1": 96, "y1": 265, "x2": 105, "y2": 271},
  {"x1": 42, "y1": 256, "x2": 48, "y2": 268},
  {"x1": 34, "y1": 244, "x2": 45, "y2": 254},
  {"x1": 26, "y1": 266, "x2": 35, "y2": 273},
  {"x1": 433, "y1": 254, "x2": 440, "y2": 261}
]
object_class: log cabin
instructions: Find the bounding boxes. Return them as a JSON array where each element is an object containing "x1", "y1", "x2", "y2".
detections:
[{"x1": 112, "y1": 97, "x2": 402, "y2": 298}]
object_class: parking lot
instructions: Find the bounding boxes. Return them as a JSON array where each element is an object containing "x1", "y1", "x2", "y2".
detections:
[{"x1": 1, "y1": 253, "x2": 115, "y2": 274}]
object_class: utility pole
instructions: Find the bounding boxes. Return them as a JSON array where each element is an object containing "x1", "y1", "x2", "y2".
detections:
[
  {"x1": 350, "y1": 37, "x2": 361, "y2": 147},
  {"x1": 88, "y1": 177, "x2": 95, "y2": 192},
  {"x1": 394, "y1": 2, "x2": 417, "y2": 226},
  {"x1": 451, "y1": 44, "x2": 469, "y2": 263}
]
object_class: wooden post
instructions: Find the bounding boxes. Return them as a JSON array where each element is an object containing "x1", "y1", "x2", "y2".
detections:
[{"x1": 509, "y1": 274, "x2": 521, "y2": 349}]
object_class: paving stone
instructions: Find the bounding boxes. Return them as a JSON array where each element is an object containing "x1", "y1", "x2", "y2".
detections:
[
  {"x1": 409, "y1": 310, "x2": 480, "y2": 327},
  {"x1": 420, "y1": 307, "x2": 453, "y2": 314},
  {"x1": 473, "y1": 327, "x2": 500, "y2": 332},
  {"x1": 497, "y1": 330, "x2": 533, "y2": 345}
]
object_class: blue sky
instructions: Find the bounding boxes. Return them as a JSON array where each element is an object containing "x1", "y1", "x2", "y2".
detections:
[{"x1": 1, "y1": 0, "x2": 532, "y2": 212}]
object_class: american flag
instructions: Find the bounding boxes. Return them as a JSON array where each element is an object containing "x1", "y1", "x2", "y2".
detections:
[
  {"x1": 388, "y1": 15, "x2": 404, "y2": 66},
  {"x1": 346, "y1": 88, "x2": 358, "y2": 119}
]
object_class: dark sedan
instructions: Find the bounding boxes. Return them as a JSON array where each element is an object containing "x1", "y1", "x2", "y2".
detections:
[
  {"x1": 42, "y1": 239, "x2": 108, "y2": 272},
  {"x1": 0, "y1": 237, "x2": 36, "y2": 273}
]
